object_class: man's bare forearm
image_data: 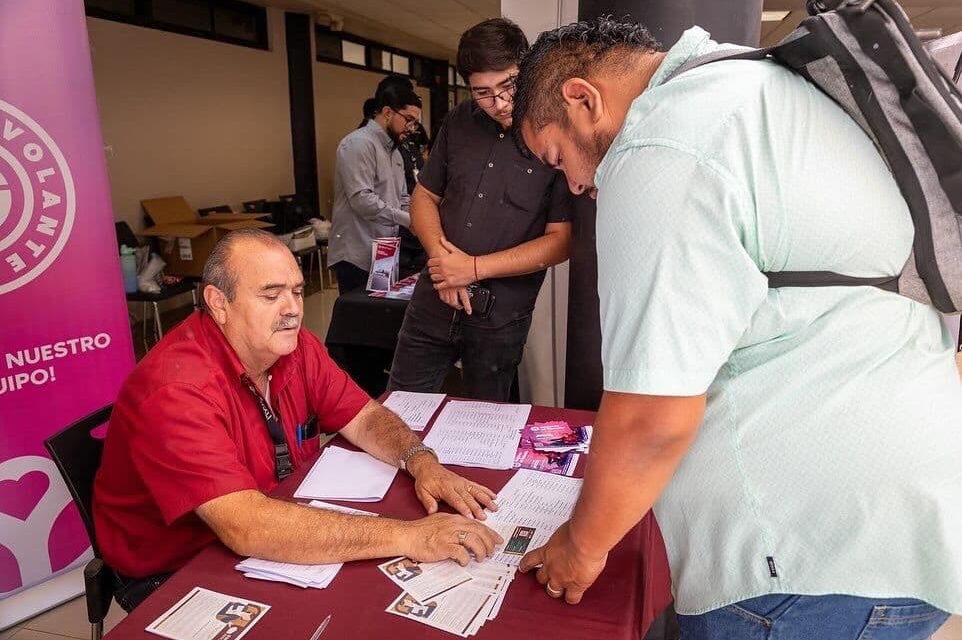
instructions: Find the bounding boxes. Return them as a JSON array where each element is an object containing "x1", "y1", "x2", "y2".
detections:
[
  {"x1": 340, "y1": 400, "x2": 425, "y2": 470},
  {"x1": 475, "y1": 225, "x2": 571, "y2": 281},
  {"x1": 208, "y1": 491, "x2": 411, "y2": 563},
  {"x1": 410, "y1": 185, "x2": 445, "y2": 258},
  {"x1": 566, "y1": 392, "x2": 704, "y2": 559}
]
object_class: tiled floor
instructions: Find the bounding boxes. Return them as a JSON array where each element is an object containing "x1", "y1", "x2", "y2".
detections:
[{"x1": 1, "y1": 595, "x2": 126, "y2": 639}]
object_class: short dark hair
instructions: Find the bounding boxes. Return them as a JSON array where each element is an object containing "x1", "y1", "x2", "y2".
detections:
[
  {"x1": 202, "y1": 228, "x2": 288, "y2": 308},
  {"x1": 513, "y1": 17, "x2": 661, "y2": 140},
  {"x1": 374, "y1": 80, "x2": 422, "y2": 113},
  {"x1": 377, "y1": 73, "x2": 414, "y2": 94},
  {"x1": 457, "y1": 18, "x2": 528, "y2": 82},
  {"x1": 358, "y1": 97, "x2": 377, "y2": 128}
]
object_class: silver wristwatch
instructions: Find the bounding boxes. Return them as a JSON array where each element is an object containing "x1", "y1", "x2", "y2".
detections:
[{"x1": 399, "y1": 444, "x2": 437, "y2": 471}]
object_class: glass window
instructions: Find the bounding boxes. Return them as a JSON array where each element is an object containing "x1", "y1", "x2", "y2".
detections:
[
  {"x1": 392, "y1": 53, "x2": 409, "y2": 75},
  {"x1": 316, "y1": 30, "x2": 342, "y2": 60},
  {"x1": 85, "y1": 0, "x2": 136, "y2": 16},
  {"x1": 342, "y1": 40, "x2": 365, "y2": 66},
  {"x1": 213, "y1": 6, "x2": 259, "y2": 43},
  {"x1": 151, "y1": 0, "x2": 212, "y2": 31}
]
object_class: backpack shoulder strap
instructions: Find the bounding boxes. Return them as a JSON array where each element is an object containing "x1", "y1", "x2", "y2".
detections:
[{"x1": 664, "y1": 46, "x2": 774, "y2": 84}]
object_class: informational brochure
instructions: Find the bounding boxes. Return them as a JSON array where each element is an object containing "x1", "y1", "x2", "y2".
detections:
[
  {"x1": 366, "y1": 237, "x2": 400, "y2": 292},
  {"x1": 485, "y1": 469, "x2": 583, "y2": 565},
  {"x1": 378, "y1": 557, "x2": 473, "y2": 603},
  {"x1": 382, "y1": 391, "x2": 447, "y2": 430},
  {"x1": 422, "y1": 401, "x2": 530, "y2": 469},
  {"x1": 145, "y1": 587, "x2": 269, "y2": 640}
]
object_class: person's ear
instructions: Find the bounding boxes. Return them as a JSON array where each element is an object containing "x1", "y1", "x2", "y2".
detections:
[
  {"x1": 203, "y1": 285, "x2": 229, "y2": 325},
  {"x1": 560, "y1": 77, "x2": 604, "y2": 129}
]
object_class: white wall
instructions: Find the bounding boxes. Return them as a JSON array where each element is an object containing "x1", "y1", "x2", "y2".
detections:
[
  {"x1": 504, "y1": 0, "x2": 579, "y2": 407},
  {"x1": 313, "y1": 62, "x2": 430, "y2": 218},
  {"x1": 87, "y1": 8, "x2": 295, "y2": 231}
]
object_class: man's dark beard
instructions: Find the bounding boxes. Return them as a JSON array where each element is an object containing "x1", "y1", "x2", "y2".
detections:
[{"x1": 577, "y1": 128, "x2": 616, "y2": 169}]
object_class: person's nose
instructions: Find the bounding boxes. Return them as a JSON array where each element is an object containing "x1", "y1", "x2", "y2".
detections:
[
  {"x1": 279, "y1": 291, "x2": 302, "y2": 317},
  {"x1": 566, "y1": 174, "x2": 587, "y2": 195}
]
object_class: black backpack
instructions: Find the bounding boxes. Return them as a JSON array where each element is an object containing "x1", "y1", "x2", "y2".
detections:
[{"x1": 667, "y1": 0, "x2": 962, "y2": 313}]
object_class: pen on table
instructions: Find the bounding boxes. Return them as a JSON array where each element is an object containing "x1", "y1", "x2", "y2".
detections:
[{"x1": 308, "y1": 614, "x2": 331, "y2": 640}]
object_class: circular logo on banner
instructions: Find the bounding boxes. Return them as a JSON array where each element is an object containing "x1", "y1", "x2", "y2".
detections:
[{"x1": 0, "y1": 99, "x2": 76, "y2": 295}]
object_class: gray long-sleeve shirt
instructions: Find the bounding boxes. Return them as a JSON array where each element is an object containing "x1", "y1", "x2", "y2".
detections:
[{"x1": 329, "y1": 120, "x2": 410, "y2": 271}]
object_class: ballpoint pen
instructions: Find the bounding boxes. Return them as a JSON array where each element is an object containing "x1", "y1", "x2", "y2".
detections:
[{"x1": 308, "y1": 614, "x2": 332, "y2": 640}]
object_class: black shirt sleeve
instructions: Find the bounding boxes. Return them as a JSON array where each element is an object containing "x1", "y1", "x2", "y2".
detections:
[
  {"x1": 546, "y1": 170, "x2": 575, "y2": 223},
  {"x1": 418, "y1": 113, "x2": 451, "y2": 197}
]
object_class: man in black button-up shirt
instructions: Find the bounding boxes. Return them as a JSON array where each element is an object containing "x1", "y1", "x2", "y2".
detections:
[{"x1": 388, "y1": 18, "x2": 574, "y2": 401}]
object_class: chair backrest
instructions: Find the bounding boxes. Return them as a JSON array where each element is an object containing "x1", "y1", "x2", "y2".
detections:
[{"x1": 44, "y1": 405, "x2": 112, "y2": 556}]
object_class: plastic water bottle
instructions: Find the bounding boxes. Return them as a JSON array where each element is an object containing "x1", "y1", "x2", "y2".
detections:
[{"x1": 120, "y1": 245, "x2": 138, "y2": 293}]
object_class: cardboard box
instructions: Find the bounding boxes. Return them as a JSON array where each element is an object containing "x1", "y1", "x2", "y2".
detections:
[{"x1": 139, "y1": 196, "x2": 273, "y2": 277}]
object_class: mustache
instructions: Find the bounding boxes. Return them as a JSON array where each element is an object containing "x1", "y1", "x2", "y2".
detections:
[{"x1": 272, "y1": 315, "x2": 301, "y2": 331}]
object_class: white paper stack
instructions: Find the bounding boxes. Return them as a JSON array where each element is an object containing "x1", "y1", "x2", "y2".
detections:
[
  {"x1": 381, "y1": 557, "x2": 517, "y2": 637},
  {"x1": 422, "y1": 401, "x2": 530, "y2": 469},
  {"x1": 382, "y1": 391, "x2": 447, "y2": 431},
  {"x1": 293, "y1": 446, "x2": 398, "y2": 501},
  {"x1": 235, "y1": 502, "x2": 378, "y2": 588},
  {"x1": 236, "y1": 557, "x2": 342, "y2": 589}
]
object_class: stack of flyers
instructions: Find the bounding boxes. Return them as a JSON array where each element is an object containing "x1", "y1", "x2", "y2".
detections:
[
  {"x1": 366, "y1": 237, "x2": 401, "y2": 292},
  {"x1": 513, "y1": 421, "x2": 589, "y2": 476},
  {"x1": 369, "y1": 272, "x2": 420, "y2": 300},
  {"x1": 522, "y1": 421, "x2": 592, "y2": 453},
  {"x1": 380, "y1": 558, "x2": 516, "y2": 637},
  {"x1": 235, "y1": 502, "x2": 378, "y2": 588}
]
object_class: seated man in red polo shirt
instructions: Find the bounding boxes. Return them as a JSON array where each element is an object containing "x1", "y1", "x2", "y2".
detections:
[{"x1": 94, "y1": 229, "x2": 502, "y2": 611}]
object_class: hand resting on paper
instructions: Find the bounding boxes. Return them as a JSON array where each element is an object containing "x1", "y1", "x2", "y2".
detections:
[
  {"x1": 403, "y1": 512, "x2": 503, "y2": 566},
  {"x1": 406, "y1": 451, "x2": 498, "y2": 520},
  {"x1": 518, "y1": 522, "x2": 607, "y2": 605}
]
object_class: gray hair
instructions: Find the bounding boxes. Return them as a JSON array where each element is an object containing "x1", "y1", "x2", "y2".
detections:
[{"x1": 201, "y1": 228, "x2": 289, "y2": 307}]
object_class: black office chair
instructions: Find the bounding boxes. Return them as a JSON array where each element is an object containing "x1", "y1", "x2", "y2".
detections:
[{"x1": 44, "y1": 406, "x2": 115, "y2": 640}]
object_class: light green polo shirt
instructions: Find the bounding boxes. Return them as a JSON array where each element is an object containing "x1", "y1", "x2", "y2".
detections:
[{"x1": 595, "y1": 27, "x2": 962, "y2": 615}]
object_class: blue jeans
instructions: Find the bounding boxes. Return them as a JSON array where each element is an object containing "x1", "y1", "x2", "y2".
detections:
[{"x1": 678, "y1": 594, "x2": 949, "y2": 640}]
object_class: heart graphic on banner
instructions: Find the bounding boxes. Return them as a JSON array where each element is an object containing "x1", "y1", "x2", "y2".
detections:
[{"x1": 0, "y1": 470, "x2": 50, "y2": 521}]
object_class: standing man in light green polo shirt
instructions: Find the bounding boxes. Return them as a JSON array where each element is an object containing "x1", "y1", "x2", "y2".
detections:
[{"x1": 511, "y1": 17, "x2": 962, "y2": 640}]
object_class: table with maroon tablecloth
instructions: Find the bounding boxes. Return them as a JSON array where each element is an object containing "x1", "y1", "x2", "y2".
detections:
[{"x1": 105, "y1": 403, "x2": 672, "y2": 640}]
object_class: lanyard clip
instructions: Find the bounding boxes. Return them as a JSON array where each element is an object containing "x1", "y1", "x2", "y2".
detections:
[{"x1": 273, "y1": 443, "x2": 294, "y2": 481}]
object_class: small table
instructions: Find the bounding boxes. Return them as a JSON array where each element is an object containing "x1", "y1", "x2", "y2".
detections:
[
  {"x1": 104, "y1": 402, "x2": 672, "y2": 639},
  {"x1": 125, "y1": 280, "x2": 198, "y2": 349},
  {"x1": 325, "y1": 292, "x2": 410, "y2": 396}
]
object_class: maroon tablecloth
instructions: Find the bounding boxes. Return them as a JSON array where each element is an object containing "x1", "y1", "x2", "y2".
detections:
[{"x1": 105, "y1": 404, "x2": 671, "y2": 639}]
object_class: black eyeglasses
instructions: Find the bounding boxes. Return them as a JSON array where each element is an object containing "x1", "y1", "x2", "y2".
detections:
[
  {"x1": 391, "y1": 109, "x2": 420, "y2": 130},
  {"x1": 472, "y1": 77, "x2": 517, "y2": 108}
]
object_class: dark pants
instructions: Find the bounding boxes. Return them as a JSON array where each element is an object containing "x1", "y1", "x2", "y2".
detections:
[
  {"x1": 114, "y1": 572, "x2": 172, "y2": 612},
  {"x1": 388, "y1": 301, "x2": 532, "y2": 402},
  {"x1": 332, "y1": 262, "x2": 368, "y2": 295}
]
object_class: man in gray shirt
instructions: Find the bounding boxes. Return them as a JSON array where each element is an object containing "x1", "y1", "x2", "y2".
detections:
[{"x1": 329, "y1": 82, "x2": 422, "y2": 294}]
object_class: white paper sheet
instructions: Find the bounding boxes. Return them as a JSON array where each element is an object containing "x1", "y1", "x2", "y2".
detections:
[
  {"x1": 146, "y1": 587, "x2": 269, "y2": 640},
  {"x1": 378, "y1": 557, "x2": 474, "y2": 603},
  {"x1": 382, "y1": 391, "x2": 447, "y2": 431},
  {"x1": 293, "y1": 446, "x2": 398, "y2": 501},
  {"x1": 385, "y1": 587, "x2": 493, "y2": 638},
  {"x1": 422, "y1": 401, "x2": 530, "y2": 469},
  {"x1": 485, "y1": 469, "x2": 583, "y2": 565}
]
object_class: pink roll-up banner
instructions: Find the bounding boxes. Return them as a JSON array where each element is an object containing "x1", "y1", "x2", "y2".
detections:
[{"x1": 0, "y1": 0, "x2": 134, "y2": 627}]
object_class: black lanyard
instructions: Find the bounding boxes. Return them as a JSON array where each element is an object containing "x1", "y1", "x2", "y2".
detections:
[{"x1": 240, "y1": 374, "x2": 293, "y2": 481}]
